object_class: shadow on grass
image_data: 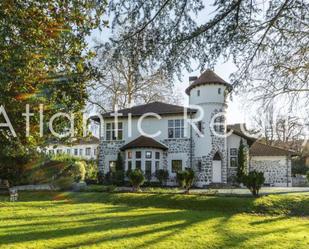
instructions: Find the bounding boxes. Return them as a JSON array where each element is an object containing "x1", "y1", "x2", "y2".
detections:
[{"x1": 1, "y1": 192, "x2": 309, "y2": 248}]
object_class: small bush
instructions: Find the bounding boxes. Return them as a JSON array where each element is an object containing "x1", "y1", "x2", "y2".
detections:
[
  {"x1": 155, "y1": 169, "x2": 169, "y2": 186},
  {"x1": 128, "y1": 169, "x2": 145, "y2": 191},
  {"x1": 184, "y1": 169, "x2": 195, "y2": 193},
  {"x1": 242, "y1": 170, "x2": 265, "y2": 197},
  {"x1": 176, "y1": 171, "x2": 187, "y2": 188},
  {"x1": 292, "y1": 157, "x2": 309, "y2": 176},
  {"x1": 85, "y1": 160, "x2": 98, "y2": 184},
  {"x1": 71, "y1": 161, "x2": 86, "y2": 182},
  {"x1": 113, "y1": 171, "x2": 125, "y2": 186},
  {"x1": 177, "y1": 169, "x2": 195, "y2": 193},
  {"x1": 97, "y1": 171, "x2": 104, "y2": 184}
]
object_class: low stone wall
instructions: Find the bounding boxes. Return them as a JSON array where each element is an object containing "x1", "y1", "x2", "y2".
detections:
[
  {"x1": 250, "y1": 156, "x2": 291, "y2": 187},
  {"x1": 10, "y1": 184, "x2": 56, "y2": 191}
]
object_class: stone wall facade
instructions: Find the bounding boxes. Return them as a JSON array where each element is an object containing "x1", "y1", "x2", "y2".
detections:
[
  {"x1": 98, "y1": 140, "x2": 125, "y2": 173},
  {"x1": 250, "y1": 156, "x2": 291, "y2": 187}
]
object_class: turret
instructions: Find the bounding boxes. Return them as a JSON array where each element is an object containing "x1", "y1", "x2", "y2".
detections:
[{"x1": 186, "y1": 69, "x2": 232, "y2": 185}]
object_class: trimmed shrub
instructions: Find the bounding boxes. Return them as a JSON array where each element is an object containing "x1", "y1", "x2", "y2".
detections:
[
  {"x1": 184, "y1": 169, "x2": 195, "y2": 193},
  {"x1": 177, "y1": 169, "x2": 195, "y2": 193},
  {"x1": 97, "y1": 171, "x2": 104, "y2": 184},
  {"x1": 128, "y1": 169, "x2": 145, "y2": 191},
  {"x1": 242, "y1": 170, "x2": 265, "y2": 197},
  {"x1": 292, "y1": 157, "x2": 309, "y2": 176},
  {"x1": 85, "y1": 160, "x2": 98, "y2": 184},
  {"x1": 155, "y1": 169, "x2": 169, "y2": 186},
  {"x1": 113, "y1": 170, "x2": 125, "y2": 186},
  {"x1": 71, "y1": 161, "x2": 86, "y2": 182},
  {"x1": 176, "y1": 171, "x2": 187, "y2": 188}
]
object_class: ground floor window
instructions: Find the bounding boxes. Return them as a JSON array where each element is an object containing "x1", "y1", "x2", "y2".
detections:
[
  {"x1": 74, "y1": 149, "x2": 78, "y2": 156},
  {"x1": 127, "y1": 161, "x2": 132, "y2": 171},
  {"x1": 230, "y1": 148, "x2": 238, "y2": 167},
  {"x1": 230, "y1": 157, "x2": 238, "y2": 167},
  {"x1": 86, "y1": 148, "x2": 91, "y2": 156},
  {"x1": 135, "y1": 160, "x2": 142, "y2": 170},
  {"x1": 145, "y1": 161, "x2": 152, "y2": 177},
  {"x1": 172, "y1": 160, "x2": 182, "y2": 173},
  {"x1": 155, "y1": 161, "x2": 160, "y2": 171}
]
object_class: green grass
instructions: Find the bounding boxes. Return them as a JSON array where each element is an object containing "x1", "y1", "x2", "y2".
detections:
[{"x1": 0, "y1": 192, "x2": 308, "y2": 249}]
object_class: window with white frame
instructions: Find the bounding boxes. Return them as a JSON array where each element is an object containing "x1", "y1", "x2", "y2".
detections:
[
  {"x1": 74, "y1": 149, "x2": 78, "y2": 156},
  {"x1": 214, "y1": 115, "x2": 225, "y2": 133},
  {"x1": 67, "y1": 149, "x2": 71, "y2": 154},
  {"x1": 145, "y1": 151, "x2": 152, "y2": 159},
  {"x1": 155, "y1": 152, "x2": 160, "y2": 171},
  {"x1": 86, "y1": 148, "x2": 91, "y2": 156},
  {"x1": 79, "y1": 148, "x2": 83, "y2": 156},
  {"x1": 127, "y1": 161, "x2": 132, "y2": 171},
  {"x1": 135, "y1": 160, "x2": 141, "y2": 170},
  {"x1": 168, "y1": 119, "x2": 184, "y2": 138},
  {"x1": 230, "y1": 148, "x2": 238, "y2": 167},
  {"x1": 145, "y1": 161, "x2": 152, "y2": 177},
  {"x1": 105, "y1": 122, "x2": 123, "y2": 141}
]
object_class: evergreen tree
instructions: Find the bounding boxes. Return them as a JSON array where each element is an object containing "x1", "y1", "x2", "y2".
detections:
[{"x1": 237, "y1": 139, "x2": 246, "y2": 183}]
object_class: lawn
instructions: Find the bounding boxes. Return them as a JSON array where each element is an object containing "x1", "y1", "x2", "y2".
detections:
[{"x1": 0, "y1": 192, "x2": 308, "y2": 249}]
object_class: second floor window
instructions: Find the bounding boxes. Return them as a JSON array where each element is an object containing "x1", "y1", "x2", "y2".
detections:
[
  {"x1": 214, "y1": 116, "x2": 225, "y2": 133},
  {"x1": 168, "y1": 119, "x2": 184, "y2": 138},
  {"x1": 106, "y1": 122, "x2": 123, "y2": 141}
]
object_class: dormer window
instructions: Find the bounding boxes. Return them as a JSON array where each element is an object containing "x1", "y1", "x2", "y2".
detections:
[
  {"x1": 218, "y1": 88, "x2": 221, "y2": 94},
  {"x1": 197, "y1": 90, "x2": 200, "y2": 96}
]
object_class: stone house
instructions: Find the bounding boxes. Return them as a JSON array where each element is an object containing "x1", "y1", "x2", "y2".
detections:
[{"x1": 92, "y1": 69, "x2": 296, "y2": 187}]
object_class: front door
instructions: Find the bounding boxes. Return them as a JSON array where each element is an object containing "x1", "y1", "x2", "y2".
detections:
[{"x1": 212, "y1": 160, "x2": 222, "y2": 183}]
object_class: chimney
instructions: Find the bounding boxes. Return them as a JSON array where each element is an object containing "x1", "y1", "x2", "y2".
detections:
[{"x1": 189, "y1": 76, "x2": 197, "y2": 83}]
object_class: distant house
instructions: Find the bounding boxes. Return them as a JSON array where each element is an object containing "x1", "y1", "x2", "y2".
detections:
[
  {"x1": 91, "y1": 69, "x2": 298, "y2": 187},
  {"x1": 45, "y1": 136, "x2": 99, "y2": 160}
]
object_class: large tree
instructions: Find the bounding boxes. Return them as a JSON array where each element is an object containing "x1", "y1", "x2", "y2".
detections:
[
  {"x1": 0, "y1": 0, "x2": 107, "y2": 159},
  {"x1": 89, "y1": 28, "x2": 181, "y2": 112},
  {"x1": 107, "y1": 0, "x2": 308, "y2": 106}
]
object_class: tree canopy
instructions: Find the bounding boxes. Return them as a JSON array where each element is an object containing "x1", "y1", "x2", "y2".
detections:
[
  {"x1": 107, "y1": 0, "x2": 308, "y2": 106},
  {"x1": 0, "y1": 0, "x2": 107, "y2": 158}
]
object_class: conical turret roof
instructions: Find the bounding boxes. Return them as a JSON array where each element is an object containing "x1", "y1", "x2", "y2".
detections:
[{"x1": 185, "y1": 69, "x2": 232, "y2": 95}]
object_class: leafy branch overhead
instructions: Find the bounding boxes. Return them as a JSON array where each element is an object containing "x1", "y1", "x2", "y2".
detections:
[
  {"x1": 0, "y1": 0, "x2": 107, "y2": 157},
  {"x1": 108, "y1": 0, "x2": 308, "y2": 104}
]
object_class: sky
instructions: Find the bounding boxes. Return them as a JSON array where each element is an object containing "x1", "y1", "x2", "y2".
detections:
[{"x1": 86, "y1": 1, "x2": 249, "y2": 125}]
